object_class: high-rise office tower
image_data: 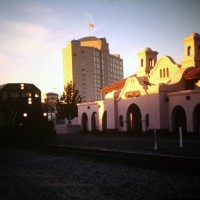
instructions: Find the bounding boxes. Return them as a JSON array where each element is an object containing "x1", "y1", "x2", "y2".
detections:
[{"x1": 63, "y1": 36, "x2": 124, "y2": 102}]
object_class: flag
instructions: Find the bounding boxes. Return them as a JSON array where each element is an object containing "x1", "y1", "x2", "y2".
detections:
[{"x1": 88, "y1": 23, "x2": 94, "y2": 28}]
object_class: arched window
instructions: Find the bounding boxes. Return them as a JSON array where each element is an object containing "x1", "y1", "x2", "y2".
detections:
[
  {"x1": 163, "y1": 68, "x2": 165, "y2": 77},
  {"x1": 149, "y1": 58, "x2": 152, "y2": 67},
  {"x1": 166, "y1": 68, "x2": 169, "y2": 77},
  {"x1": 141, "y1": 59, "x2": 144, "y2": 67},
  {"x1": 160, "y1": 69, "x2": 162, "y2": 78},
  {"x1": 187, "y1": 46, "x2": 191, "y2": 56}
]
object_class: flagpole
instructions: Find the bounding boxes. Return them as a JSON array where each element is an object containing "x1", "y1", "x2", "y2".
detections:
[{"x1": 88, "y1": 23, "x2": 94, "y2": 36}]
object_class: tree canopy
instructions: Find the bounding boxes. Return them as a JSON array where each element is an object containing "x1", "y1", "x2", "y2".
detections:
[{"x1": 56, "y1": 82, "x2": 82, "y2": 122}]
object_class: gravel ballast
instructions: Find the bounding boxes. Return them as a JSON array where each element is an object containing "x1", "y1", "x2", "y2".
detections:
[{"x1": 0, "y1": 148, "x2": 200, "y2": 200}]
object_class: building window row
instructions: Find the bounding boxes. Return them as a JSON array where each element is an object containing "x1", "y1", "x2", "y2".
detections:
[
  {"x1": 109, "y1": 68, "x2": 123, "y2": 74},
  {"x1": 109, "y1": 57, "x2": 120, "y2": 64},
  {"x1": 108, "y1": 67, "x2": 123, "y2": 74},
  {"x1": 95, "y1": 83, "x2": 101, "y2": 89},
  {"x1": 108, "y1": 71, "x2": 123, "y2": 77},
  {"x1": 94, "y1": 57, "x2": 104, "y2": 65},
  {"x1": 108, "y1": 60, "x2": 122, "y2": 67},
  {"x1": 111, "y1": 63, "x2": 121, "y2": 69},
  {"x1": 160, "y1": 68, "x2": 169, "y2": 78},
  {"x1": 94, "y1": 49, "x2": 100, "y2": 57},
  {"x1": 94, "y1": 68, "x2": 105, "y2": 76},
  {"x1": 108, "y1": 62, "x2": 123, "y2": 70},
  {"x1": 94, "y1": 63, "x2": 101, "y2": 69},
  {"x1": 141, "y1": 58, "x2": 155, "y2": 67},
  {"x1": 95, "y1": 78, "x2": 101, "y2": 84},
  {"x1": 94, "y1": 68, "x2": 101, "y2": 75},
  {"x1": 149, "y1": 58, "x2": 155, "y2": 67}
]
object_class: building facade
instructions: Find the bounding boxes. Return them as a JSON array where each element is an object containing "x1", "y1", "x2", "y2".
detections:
[
  {"x1": 45, "y1": 92, "x2": 58, "y2": 109},
  {"x1": 63, "y1": 36, "x2": 123, "y2": 102},
  {"x1": 78, "y1": 33, "x2": 200, "y2": 134},
  {"x1": 44, "y1": 92, "x2": 58, "y2": 121}
]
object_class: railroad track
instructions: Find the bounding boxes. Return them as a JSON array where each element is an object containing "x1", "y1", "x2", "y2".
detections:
[{"x1": 44, "y1": 144, "x2": 200, "y2": 173}]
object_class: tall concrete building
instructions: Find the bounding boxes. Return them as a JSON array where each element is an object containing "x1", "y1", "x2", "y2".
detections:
[{"x1": 63, "y1": 36, "x2": 123, "y2": 102}]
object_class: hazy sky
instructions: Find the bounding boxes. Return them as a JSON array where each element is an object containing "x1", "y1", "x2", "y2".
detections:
[{"x1": 0, "y1": 0, "x2": 200, "y2": 96}]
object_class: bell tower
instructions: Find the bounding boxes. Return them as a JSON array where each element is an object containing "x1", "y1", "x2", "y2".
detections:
[
  {"x1": 181, "y1": 32, "x2": 200, "y2": 68},
  {"x1": 136, "y1": 47, "x2": 158, "y2": 77}
]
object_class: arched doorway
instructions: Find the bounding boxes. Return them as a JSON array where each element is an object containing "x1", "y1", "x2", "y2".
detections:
[
  {"x1": 81, "y1": 112, "x2": 88, "y2": 133},
  {"x1": 126, "y1": 104, "x2": 142, "y2": 133},
  {"x1": 172, "y1": 105, "x2": 187, "y2": 133},
  {"x1": 91, "y1": 112, "x2": 98, "y2": 132},
  {"x1": 193, "y1": 104, "x2": 200, "y2": 134},
  {"x1": 102, "y1": 111, "x2": 107, "y2": 131}
]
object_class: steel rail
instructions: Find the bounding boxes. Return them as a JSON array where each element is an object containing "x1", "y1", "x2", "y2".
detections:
[{"x1": 44, "y1": 144, "x2": 200, "y2": 174}]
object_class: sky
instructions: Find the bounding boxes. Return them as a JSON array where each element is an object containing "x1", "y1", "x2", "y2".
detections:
[{"x1": 0, "y1": 0, "x2": 200, "y2": 97}]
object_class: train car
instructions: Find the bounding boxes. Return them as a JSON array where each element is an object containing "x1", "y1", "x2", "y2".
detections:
[{"x1": 0, "y1": 83, "x2": 53, "y2": 143}]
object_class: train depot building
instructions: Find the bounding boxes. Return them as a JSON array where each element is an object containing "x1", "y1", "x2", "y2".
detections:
[{"x1": 78, "y1": 33, "x2": 200, "y2": 134}]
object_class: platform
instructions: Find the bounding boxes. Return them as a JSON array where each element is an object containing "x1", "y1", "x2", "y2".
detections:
[{"x1": 56, "y1": 132, "x2": 200, "y2": 158}]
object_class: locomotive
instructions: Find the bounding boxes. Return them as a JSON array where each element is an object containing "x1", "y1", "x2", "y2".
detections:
[{"x1": 0, "y1": 83, "x2": 54, "y2": 144}]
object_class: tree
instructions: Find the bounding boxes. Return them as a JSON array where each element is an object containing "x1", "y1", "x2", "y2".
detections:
[{"x1": 56, "y1": 81, "x2": 82, "y2": 123}]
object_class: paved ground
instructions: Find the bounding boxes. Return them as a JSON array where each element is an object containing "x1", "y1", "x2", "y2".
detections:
[{"x1": 56, "y1": 132, "x2": 200, "y2": 158}]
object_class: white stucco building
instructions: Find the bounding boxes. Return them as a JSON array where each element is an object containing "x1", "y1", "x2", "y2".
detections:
[{"x1": 78, "y1": 33, "x2": 200, "y2": 134}]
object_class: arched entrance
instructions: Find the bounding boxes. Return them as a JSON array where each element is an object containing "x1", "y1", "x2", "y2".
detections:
[
  {"x1": 193, "y1": 103, "x2": 200, "y2": 134},
  {"x1": 102, "y1": 111, "x2": 107, "y2": 131},
  {"x1": 126, "y1": 104, "x2": 142, "y2": 133},
  {"x1": 81, "y1": 112, "x2": 88, "y2": 133},
  {"x1": 172, "y1": 105, "x2": 187, "y2": 133},
  {"x1": 91, "y1": 112, "x2": 98, "y2": 132}
]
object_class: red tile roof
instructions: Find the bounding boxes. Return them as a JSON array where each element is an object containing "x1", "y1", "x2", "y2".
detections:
[
  {"x1": 184, "y1": 67, "x2": 200, "y2": 81},
  {"x1": 100, "y1": 75, "x2": 135, "y2": 94}
]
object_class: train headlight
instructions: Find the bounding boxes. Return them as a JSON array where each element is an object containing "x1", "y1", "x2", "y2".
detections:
[
  {"x1": 21, "y1": 84, "x2": 24, "y2": 90},
  {"x1": 23, "y1": 113, "x2": 28, "y2": 117},
  {"x1": 28, "y1": 98, "x2": 32, "y2": 104}
]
